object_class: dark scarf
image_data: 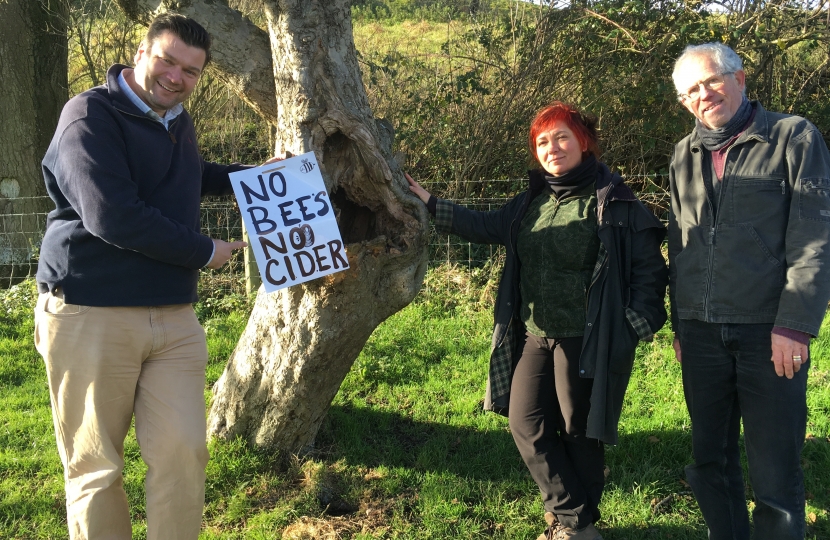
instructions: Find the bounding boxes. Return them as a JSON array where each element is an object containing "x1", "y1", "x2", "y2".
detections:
[
  {"x1": 696, "y1": 97, "x2": 753, "y2": 151},
  {"x1": 544, "y1": 154, "x2": 598, "y2": 199}
]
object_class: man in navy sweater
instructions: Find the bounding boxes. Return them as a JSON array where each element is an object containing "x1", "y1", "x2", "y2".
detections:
[{"x1": 34, "y1": 14, "x2": 275, "y2": 539}]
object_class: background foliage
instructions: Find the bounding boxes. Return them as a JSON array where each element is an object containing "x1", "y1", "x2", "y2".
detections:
[{"x1": 63, "y1": 0, "x2": 830, "y2": 204}]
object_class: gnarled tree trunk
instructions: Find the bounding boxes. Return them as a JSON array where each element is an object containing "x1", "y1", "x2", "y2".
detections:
[
  {"x1": 0, "y1": 0, "x2": 67, "y2": 285},
  {"x1": 116, "y1": 0, "x2": 429, "y2": 452}
]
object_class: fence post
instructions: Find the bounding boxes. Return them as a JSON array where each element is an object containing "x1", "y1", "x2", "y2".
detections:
[{"x1": 242, "y1": 221, "x2": 261, "y2": 297}]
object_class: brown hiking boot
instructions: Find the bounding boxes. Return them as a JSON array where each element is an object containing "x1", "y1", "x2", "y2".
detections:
[
  {"x1": 536, "y1": 512, "x2": 561, "y2": 540},
  {"x1": 551, "y1": 523, "x2": 603, "y2": 540}
]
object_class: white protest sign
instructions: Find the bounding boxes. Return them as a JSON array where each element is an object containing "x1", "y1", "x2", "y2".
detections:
[{"x1": 229, "y1": 152, "x2": 349, "y2": 293}]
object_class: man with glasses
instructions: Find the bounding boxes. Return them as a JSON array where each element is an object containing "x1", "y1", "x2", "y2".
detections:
[{"x1": 668, "y1": 42, "x2": 830, "y2": 539}]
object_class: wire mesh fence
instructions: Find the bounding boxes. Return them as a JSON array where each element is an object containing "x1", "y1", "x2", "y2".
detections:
[
  {"x1": 0, "y1": 196, "x2": 51, "y2": 286},
  {"x1": 0, "y1": 179, "x2": 669, "y2": 298}
]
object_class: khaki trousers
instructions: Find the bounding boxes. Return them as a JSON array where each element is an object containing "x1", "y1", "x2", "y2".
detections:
[{"x1": 34, "y1": 290, "x2": 210, "y2": 540}]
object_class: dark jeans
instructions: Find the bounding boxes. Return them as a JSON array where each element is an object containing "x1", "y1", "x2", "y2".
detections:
[
  {"x1": 678, "y1": 319, "x2": 809, "y2": 540},
  {"x1": 509, "y1": 332, "x2": 604, "y2": 530}
]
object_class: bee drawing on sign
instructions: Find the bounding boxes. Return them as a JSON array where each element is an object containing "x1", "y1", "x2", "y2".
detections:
[{"x1": 300, "y1": 159, "x2": 315, "y2": 173}]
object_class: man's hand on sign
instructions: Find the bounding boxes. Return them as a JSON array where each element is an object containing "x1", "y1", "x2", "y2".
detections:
[
  {"x1": 207, "y1": 239, "x2": 247, "y2": 269},
  {"x1": 260, "y1": 151, "x2": 293, "y2": 166}
]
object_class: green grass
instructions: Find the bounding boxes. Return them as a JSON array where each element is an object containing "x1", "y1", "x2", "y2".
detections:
[
  {"x1": 353, "y1": 19, "x2": 456, "y2": 58},
  {"x1": 1, "y1": 275, "x2": 829, "y2": 539}
]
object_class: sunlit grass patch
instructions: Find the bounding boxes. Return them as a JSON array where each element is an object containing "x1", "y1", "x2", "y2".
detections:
[{"x1": 1, "y1": 274, "x2": 828, "y2": 539}]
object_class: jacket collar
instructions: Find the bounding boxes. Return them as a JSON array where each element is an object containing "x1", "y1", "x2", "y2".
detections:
[
  {"x1": 106, "y1": 64, "x2": 151, "y2": 117},
  {"x1": 528, "y1": 161, "x2": 633, "y2": 223},
  {"x1": 596, "y1": 162, "x2": 634, "y2": 223},
  {"x1": 689, "y1": 100, "x2": 769, "y2": 153}
]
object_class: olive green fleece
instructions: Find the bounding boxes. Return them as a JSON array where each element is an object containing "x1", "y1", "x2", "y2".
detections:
[{"x1": 517, "y1": 184, "x2": 600, "y2": 337}]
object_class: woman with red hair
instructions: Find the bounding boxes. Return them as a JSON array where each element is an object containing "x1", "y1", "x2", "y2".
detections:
[{"x1": 407, "y1": 102, "x2": 668, "y2": 539}]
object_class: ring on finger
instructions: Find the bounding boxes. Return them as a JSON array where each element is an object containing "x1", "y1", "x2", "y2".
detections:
[{"x1": 793, "y1": 355, "x2": 802, "y2": 363}]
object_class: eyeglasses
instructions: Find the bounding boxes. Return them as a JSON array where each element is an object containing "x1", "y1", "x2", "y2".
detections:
[{"x1": 677, "y1": 72, "x2": 734, "y2": 102}]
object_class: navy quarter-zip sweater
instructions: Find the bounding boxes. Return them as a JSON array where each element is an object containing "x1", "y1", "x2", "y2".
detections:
[{"x1": 37, "y1": 64, "x2": 249, "y2": 306}]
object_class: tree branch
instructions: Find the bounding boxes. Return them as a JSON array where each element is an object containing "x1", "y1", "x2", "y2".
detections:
[{"x1": 581, "y1": 8, "x2": 641, "y2": 51}]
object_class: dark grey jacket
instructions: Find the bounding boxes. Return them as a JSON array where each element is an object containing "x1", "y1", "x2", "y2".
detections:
[
  {"x1": 434, "y1": 163, "x2": 668, "y2": 444},
  {"x1": 668, "y1": 102, "x2": 830, "y2": 336}
]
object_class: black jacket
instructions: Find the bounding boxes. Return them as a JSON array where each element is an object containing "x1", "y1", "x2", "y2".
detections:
[{"x1": 434, "y1": 163, "x2": 668, "y2": 444}]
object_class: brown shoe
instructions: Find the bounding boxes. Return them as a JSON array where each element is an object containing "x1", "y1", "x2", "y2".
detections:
[
  {"x1": 552, "y1": 523, "x2": 603, "y2": 540},
  {"x1": 536, "y1": 512, "x2": 561, "y2": 540}
]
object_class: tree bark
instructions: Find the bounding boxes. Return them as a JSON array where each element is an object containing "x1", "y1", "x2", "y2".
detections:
[
  {"x1": 116, "y1": 0, "x2": 429, "y2": 452},
  {"x1": 0, "y1": 0, "x2": 67, "y2": 285}
]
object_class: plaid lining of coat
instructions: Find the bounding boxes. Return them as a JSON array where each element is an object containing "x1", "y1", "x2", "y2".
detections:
[{"x1": 434, "y1": 200, "x2": 454, "y2": 231}]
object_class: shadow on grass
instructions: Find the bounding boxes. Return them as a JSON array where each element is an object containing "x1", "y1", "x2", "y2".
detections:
[
  {"x1": 600, "y1": 524, "x2": 705, "y2": 539},
  {"x1": 601, "y1": 517, "x2": 830, "y2": 540},
  {"x1": 319, "y1": 403, "x2": 524, "y2": 481},
  {"x1": 321, "y1": 404, "x2": 699, "y2": 482},
  {"x1": 318, "y1": 404, "x2": 830, "y2": 538}
]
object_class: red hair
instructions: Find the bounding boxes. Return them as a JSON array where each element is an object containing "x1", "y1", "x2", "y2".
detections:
[{"x1": 528, "y1": 102, "x2": 600, "y2": 165}]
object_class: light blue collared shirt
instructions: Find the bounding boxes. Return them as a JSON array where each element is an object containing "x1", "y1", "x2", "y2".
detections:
[{"x1": 118, "y1": 71, "x2": 184, "y2": 130}]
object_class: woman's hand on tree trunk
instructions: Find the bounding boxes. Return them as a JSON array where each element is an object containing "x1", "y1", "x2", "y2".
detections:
[{"x1": 405, "y1": 172, "x2": 431, "y2": 205}]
